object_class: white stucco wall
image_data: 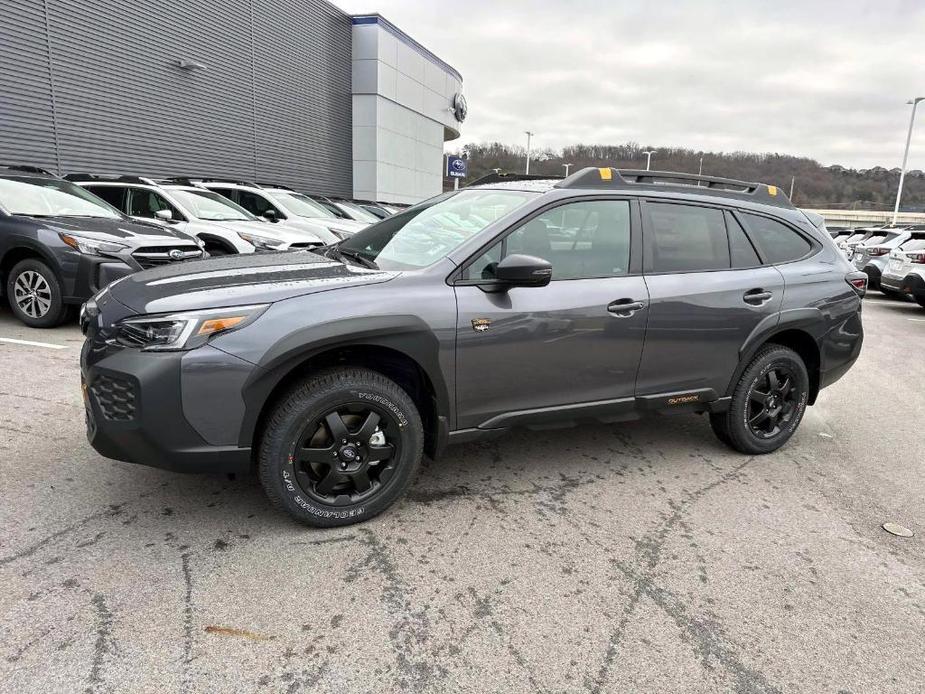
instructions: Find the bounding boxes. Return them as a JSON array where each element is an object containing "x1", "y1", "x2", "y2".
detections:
[{"x1": 351, "y1": 15, "x2": 463, "y2": 204}]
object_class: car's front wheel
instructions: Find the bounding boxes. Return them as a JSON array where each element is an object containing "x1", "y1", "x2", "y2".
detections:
[
  {"x1": 6, "y1": 259, "x2": 71, "y2": 328},
  {"x1": 712, "y1": 344, "x2": 809, "y2": 454},
  {"x1": 258, "y1": 367, "x2": 423, "y2": 527}
]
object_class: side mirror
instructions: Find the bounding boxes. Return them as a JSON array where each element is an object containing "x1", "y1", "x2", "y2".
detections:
[
  {"x1": 262, "y1": 209, "x2": 280, "y2": 222},
  {"x1": 154, "y1": 209, "x2": 173, "y2": 221},
  {"x1": 494, "y1": 254, "x2": 552, "y2": 288}
]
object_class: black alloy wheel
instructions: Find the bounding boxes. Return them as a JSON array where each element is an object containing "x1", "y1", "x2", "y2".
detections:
[
  {"x1": 745, "y1": 366, "x2": 798, "y2": 439},
  {"x1": 293, "y1": 405, "x2": 399, "y2": 505}
]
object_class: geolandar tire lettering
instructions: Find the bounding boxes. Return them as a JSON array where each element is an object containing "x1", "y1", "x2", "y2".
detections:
[{"x1": 258, "y1": 367, "x2": 423, "y2": 528}]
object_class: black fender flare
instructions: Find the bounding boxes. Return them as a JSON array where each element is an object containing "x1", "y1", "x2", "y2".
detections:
[
  {"x1": 237, "y1": 314, "x2": 451, "y2": 448},
  {"x1": 724, "y1": 308, "x2": 823, "y2": 397},
  {"x1": 0, "y1": 238, "x2": 66, "y2": 293}
]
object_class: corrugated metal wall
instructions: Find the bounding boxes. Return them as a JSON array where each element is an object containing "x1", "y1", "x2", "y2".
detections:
[{"x1": 0, "y1": 0, "x2": 353, "y2": 196}]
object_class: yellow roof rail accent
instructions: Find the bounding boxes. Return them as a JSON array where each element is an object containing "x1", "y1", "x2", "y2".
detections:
[
  {"x1": 598, "y1": 167, "x2": 612, "y2": 181},
  {"x1": 767, "y1": 185, "x2": 778, "y2": 196}
]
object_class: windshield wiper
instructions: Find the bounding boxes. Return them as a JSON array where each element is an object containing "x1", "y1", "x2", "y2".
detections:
[{"x1": 337, "y1": 248, "x2": 379, "y2": 269}]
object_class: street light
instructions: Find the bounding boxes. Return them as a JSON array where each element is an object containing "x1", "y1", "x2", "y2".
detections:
[
  {"x1": 524, "y1": 131, "x2": 534, "y2": 175},
  {"x1": 642, "y1": 150, "x2": 656, "y2": 171},
  {"x1": 893, "y1": 97, "x2": 924, "y2": 226},
  {"x1": 563, "y1": 163, "x2": 572, "y2": 177}
]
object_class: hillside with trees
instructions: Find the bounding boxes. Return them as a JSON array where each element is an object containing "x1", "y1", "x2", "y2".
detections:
[{"x1": 448, "y1": 142, "x2": 925, "y2": 210}]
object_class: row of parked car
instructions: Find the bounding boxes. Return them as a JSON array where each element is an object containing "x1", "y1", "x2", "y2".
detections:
[
  {"x1": 829, "y1": 224, "x2": 925, "y2": 307},
  {"x1": 0, "y1": 164, "x2": 404, "y2": 327}
]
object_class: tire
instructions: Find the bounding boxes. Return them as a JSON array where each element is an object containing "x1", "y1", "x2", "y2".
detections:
[
  {"x1": 5, "y1": 259, "x2": 71, "y2": 328},
  {"x1": 713, "y1": 345, "x2": 809, "y2": 455},
  {"x1": 258, "y1": 367, "x2": 423, "y2": 527}
]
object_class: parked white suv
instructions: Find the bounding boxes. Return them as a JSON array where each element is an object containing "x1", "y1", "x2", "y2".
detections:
[
  {"x1": 194, "y1": 180, "x2": 364, "y2": 243},
  {"x1": 67, "y1": 175, "x2": 326, "y2": 254},
  {"x1": 881, "y1": 231, "x2": 925, "y2": 307}
]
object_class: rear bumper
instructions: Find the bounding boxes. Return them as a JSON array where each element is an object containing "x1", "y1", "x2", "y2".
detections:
[{"x1": 81, "y1": 342, "x2": 252, "y2": 474}]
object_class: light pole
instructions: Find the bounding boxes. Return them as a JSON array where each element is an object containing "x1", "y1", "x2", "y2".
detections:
[
  {"x1": 524, "y1": 131, "x2": 534, "y2": 174},
  {"x1": 563, "y1": 163, "x2": 572, "y2": 177},
  {"x1": 698, "y1": 154, "x2": 704, "y2": 176},
  {"x1": 642, "y1": 150, "x2": 656, "y2": 171},
  {"x1": 789, "y1": 176, "x2": 795, "y2": 200},
  {"x1": 893, "y1": 97, "x2": 924, "y2": 226}
]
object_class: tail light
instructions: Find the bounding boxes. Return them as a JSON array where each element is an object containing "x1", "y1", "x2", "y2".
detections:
[
  {"x1": 846, "y1": 272, "x2": 867, "y2": 297},
  {"x1": 908, "y1": 252, "x2": 925, "y2": 264},
  {"x1": 867, "y1": 246, "x2": 889, "y2": 257}
]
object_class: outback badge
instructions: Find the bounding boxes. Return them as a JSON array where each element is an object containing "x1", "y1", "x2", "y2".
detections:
[{"x1": 471, "y1": 318, "x2": 491, "y2": 333}]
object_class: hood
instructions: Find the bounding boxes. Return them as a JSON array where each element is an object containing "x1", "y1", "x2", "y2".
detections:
[
  {"x1": 108, "y1": 249, "x2": 398, "y2": 314},
  {"x1": 325, "y1": 218, "x2": 369, "y2": 235},
  {"x1": 39, "y1": 216, "x2": 198, "y2": 247},
  {"x1": 278, "y1": 217, "x2": 340, "y2": 244}
]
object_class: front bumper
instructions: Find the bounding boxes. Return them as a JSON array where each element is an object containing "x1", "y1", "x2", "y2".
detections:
[
  {"x1": 67, "y1": 255, "x2": 135, "y2": 303},
  {"x1": 81, "y1": 339, "x2": 253, "y2": 474}
]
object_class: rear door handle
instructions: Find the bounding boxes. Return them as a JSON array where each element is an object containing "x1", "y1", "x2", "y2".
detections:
[
  {"x1": 743, "y1": 289, "x2": 773, "y2": 305},
  {"x1": 607, "y1": 299, "x2": 646, "y2": 316}
]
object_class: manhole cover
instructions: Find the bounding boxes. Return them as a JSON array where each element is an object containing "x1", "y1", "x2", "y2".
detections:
[{"x1": 882, "y1": 522, "x2": 914, "y2": 538}]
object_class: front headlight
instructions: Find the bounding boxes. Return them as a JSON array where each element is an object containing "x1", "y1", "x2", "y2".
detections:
[
  {"x1": 115, "y1": 304, "x2": 269, "y2": 351},
  {"x1": 237, "y1": 231, "x2": 286, "y2": 251},
  {"x1": 60, "y1": 233, "x2": 128, "y2": 256}
]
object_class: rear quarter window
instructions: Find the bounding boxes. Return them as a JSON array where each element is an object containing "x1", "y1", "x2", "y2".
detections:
[{"x1": 740, "y1": 213, "x2": 813, "y2": 264}]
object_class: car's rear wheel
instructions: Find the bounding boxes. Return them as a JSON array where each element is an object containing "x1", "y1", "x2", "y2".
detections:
[
  {"x1": 258, "y1": 367, "x2": 423, "y2": 527},
  {"x1": 713, "y1": 345, "x2": 809, "y2": 454},
  {"x1": 6, "y1": 259, "x2": 71, "y2": 328}
]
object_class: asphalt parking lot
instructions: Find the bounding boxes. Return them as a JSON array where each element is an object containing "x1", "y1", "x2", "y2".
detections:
[{"x1": 1, "y1": 297, "x2": 923, "y2": 694}]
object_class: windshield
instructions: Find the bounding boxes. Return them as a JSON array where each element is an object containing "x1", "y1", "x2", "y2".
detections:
[
  {"x1": 169, "y1": 189, "x2": 256, "y2": 221},
  {"x1": 0, "y1": 177, "x2": 122, "y2": 219},
  {"x1": 336, "y1": 201, "x2": 380, "y2": 223},
  {"x1": 338, "y1": 189, "x2": 538, "y2": 270},
  {"x1": 270, "y1": 192, "x2": 338, "y2": 220}
]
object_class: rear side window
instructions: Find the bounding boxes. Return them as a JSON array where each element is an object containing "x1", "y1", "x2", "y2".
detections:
[
  {"x1": 900, "y1": 236, "x2": 925, "y2": 252},
  {"x1": 740, "y1": 213, "x2": 812, "y2": 264},
  {"x1": 726, "y1": 213, "x2": 761, "y2": 268},
  {"x1": 646, "y1": 202, "x2": 729, "y2": 272},
  {"x1": 84, "y1": 185, "x2": 127, "y2": 211}
]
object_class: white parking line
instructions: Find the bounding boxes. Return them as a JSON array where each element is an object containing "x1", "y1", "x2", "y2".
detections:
[
  {"x1": 0, "y1": 337, "x2": 68, "y2": 350},
  {"x1": 908, "y1": 318, "x2": 925, "y2": 322}
]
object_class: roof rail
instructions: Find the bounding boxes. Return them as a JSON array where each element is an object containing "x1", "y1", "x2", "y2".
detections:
[
  {"x1": 254, "y1": 181, "x2": 294, "y2": 191},
  {"x1": 63, "y1": 173, "x2": 159, "y2": 185},
  {"x1": 0, "y1": 164, "x2": 57, "y2": 177},
  {"x1": 555, "y1": 167, "x2": 795, "y2": 209},
  {"x1": 164, "y1": 176, "x2": 257, "y2": 187},
  {"x1": 467, "y1": 172, "x2": 562, "y2": 187}
]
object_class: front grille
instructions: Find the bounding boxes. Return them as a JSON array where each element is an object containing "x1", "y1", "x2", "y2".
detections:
[
  {"x1": 90, "y1": 374, "x2": 137, "y2": 421},
  {"x1": 132, "y1": 246, "x2": 203, "y2": 269}
]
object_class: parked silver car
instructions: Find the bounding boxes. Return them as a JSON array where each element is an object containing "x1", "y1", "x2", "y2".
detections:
[
  {"x1": 880, "y1": 231, "x2": 925, "y2": 307},
  {"x1": 850, "y1": 226, "x2": 920, "y2": 292}
]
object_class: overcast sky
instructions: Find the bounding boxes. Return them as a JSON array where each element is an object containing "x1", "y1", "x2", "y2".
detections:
[{"x1": 335, "y1": 0, "x2": 925, "y2": 170}]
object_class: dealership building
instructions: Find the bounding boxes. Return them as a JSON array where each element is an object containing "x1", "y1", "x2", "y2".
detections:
[{"x1": 0, "y1": 1, "x2": 464, "y2": 203}]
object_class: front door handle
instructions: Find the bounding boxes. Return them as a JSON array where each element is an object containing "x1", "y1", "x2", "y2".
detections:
[
  {"x1": 743, "y1": 289, "x2": 773, "y2": 305},
  {"x1": 607, "y1": 299, "x2": 646, "y2": 317}
]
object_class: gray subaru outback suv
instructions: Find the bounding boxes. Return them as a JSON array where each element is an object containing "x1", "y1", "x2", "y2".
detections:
[{"x1": 80, "y1": 168, "x2": 865, "y2": 527}]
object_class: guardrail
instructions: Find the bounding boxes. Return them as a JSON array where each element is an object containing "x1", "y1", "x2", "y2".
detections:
[{"x1": 805, "y1": 209, "x2": 925, "y2": 228}]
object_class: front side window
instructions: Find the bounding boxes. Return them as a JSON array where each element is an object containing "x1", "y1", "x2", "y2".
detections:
[
  {"x1": 236, "y1": 190, "x2": 280, "y2": 218},
  {"x1": 741, "y1": 213, "x2": 812, "y2": 264},
  {"x1": 646, "y1": 202, "x2": 730, "y2": 273},
  {"x1": 170, "y1": 189, "x2": 256, "y2": 221},
  {"x1": 335, "y1": 201, "x2": 379, "y2": 223},
  {"x1": 129, "y1": 189, "x2": 182, "y2": 221},
  {"x1": 338, "y1": 189, "x2": 537, "y2": 270},
  {"x1": 466, "y1": 199, "x2": 632, "y2": 281},
  {"x1": 0, "y1": 177, "x2": 122, "y2": 219},
  {"x1": 270, "y1": 192, "x2": 338, "y2": 220}
]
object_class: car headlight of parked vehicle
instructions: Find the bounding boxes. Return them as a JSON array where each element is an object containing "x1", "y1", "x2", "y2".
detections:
[
  {"x1": 115, "y1": 304, "x2": 269, "y2": 351},
  {"x1": 59, "y1": 232, "x2": 128, "y2": 256},
  {"x1": 237, "y1": 231, "x2": 287, "y2": 251}
]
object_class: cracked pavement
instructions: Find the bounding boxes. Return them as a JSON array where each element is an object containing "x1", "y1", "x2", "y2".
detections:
[{"x1": 1, "y1": 296, "x2": 923, "y2": 693}]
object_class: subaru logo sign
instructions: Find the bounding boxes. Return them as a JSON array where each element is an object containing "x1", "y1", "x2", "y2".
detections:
[
  {"x1": 452, "y1": 92, "x2": 468, "y2": 123},
  {"x1": 168, "y1": 249, "x2": 185, "y2": 260},
  {"x1": 446, "y1": 156, "x2": 468, "y2": 179}
]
